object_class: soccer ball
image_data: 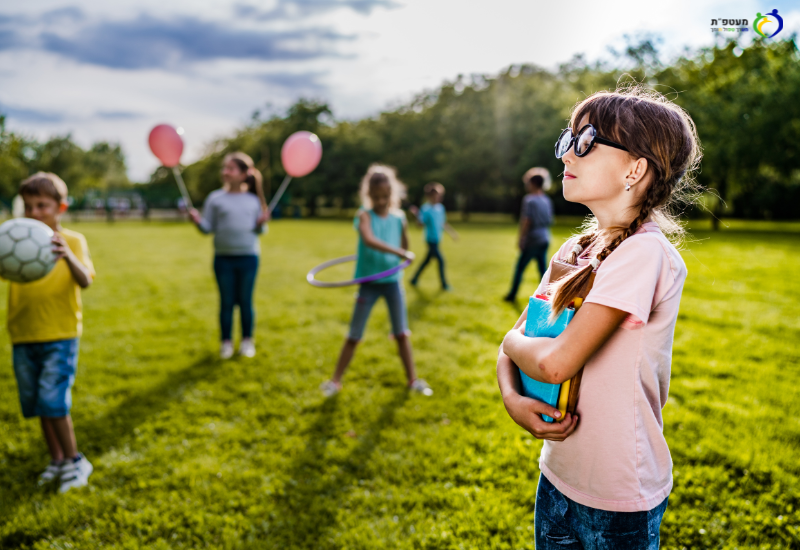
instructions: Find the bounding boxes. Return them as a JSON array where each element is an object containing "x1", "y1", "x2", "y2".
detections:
[{"x1": 0, "y1": 218, "x2": 58, "y2": 283}]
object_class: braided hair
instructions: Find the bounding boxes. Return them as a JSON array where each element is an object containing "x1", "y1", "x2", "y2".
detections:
[{"x1": 548, "y1": 86, "x2": 702, "y2": 316}]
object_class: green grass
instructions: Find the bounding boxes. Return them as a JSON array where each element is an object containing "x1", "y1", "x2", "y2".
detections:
[{"x1": 0, "y1": 219, "x2": 798, "y2": 549}]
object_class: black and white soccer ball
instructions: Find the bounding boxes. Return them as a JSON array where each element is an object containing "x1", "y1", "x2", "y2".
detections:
[{"x1": 0, "y1": 218, "x2": 58, "y2": 283}]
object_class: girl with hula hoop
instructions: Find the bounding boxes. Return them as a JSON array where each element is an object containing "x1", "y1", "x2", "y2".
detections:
[
  {"x1": 320, "y1": 164, "x2": 433, "y2": 397},
  {"x1": 189, "y1": 152, "x2": 269, "y2": 359},
  {"x1": 497, "y1": 87, "x2": 701, "y2": 547}
]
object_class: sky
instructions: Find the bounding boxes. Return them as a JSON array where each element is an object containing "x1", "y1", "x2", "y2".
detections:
[{"x1": 1, "y1": 0, "x2": 798, "y2": 181}]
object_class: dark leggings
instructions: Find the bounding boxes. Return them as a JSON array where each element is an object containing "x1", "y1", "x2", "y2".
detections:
[
  {"x1": 507, "y1": 241, "x2": 549, "y2": 300},
  {"x1": 213, "y1": 255, "x2": 259, "y2": 341},
  {"x1": 411, "y1": 241, "x2": 448, "y2": 288}
]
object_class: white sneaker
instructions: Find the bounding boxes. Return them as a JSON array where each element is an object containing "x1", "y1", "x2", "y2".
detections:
[
  {"x1": 38, "y1": 460, "x2": 64, "y2": 485},
  {"x1": 220, "y1": 341, "x2": 234, "y2": 360},
  {"x1": 59, "y1": 454, "x2": 93, "y2": 493},
  {"x1": 239, "y1": 340, "x2": 255, "y2": 358},
  {"x1": 320, "y1": 380, "x2": 341, "y2": 397},
  {"x1": 410, "y1": 378, "x2": 433, "y2": 396}
]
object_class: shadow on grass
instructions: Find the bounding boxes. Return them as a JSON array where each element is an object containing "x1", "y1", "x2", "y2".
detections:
[
  {"x1": 258, "y1": 389, "x2": 408, "y2": 549},
  {"x1": 407, "y1": 286, "x2": 435, "y2": 322},
  {"x1": 78, "y1": 353, "x2": 221, "y2": 457},
  {"x1": 0, "y1": 353, "x2": 220, "y2": 545}
]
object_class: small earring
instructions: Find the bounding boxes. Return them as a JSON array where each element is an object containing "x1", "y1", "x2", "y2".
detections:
[{"x1": 625, "y1": 182, "x2": 631, "y2": 191}]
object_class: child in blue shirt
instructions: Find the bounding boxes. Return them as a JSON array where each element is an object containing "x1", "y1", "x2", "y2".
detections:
[
  {"x1": 409, "y1": 182, "x2": 458, "y2": 290},
  {"x1": 321, "y1": 165, "x2": 432, "y2": 397}
]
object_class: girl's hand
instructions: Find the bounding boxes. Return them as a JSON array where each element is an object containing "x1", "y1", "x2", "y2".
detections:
[
  {"x1": 402, "y1": 250, "x2": 415, "y2": 262},
  {"x1": 409, "y1": 205, "x2": 419, "y2": 217},
  {"x1": 188, "y1": 208, "x2": 202, "y2": 224},
  {"x1": 256, "y1": 208, "x2": 271, "y2": 225},
  {"x1": 503, "y1": 391, "x2": 579, "y2": 441}
]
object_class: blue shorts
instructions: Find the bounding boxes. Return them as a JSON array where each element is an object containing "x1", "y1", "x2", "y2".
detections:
[
  {"x1": 535, "y1": 473, "x2": 668, "y2": 549},
  {"x1": 13, "y1": 338, "x2": 79, "y2": 418},
  {"x1": 348, "y1": 282, "x2": 409, "y2": 341}
]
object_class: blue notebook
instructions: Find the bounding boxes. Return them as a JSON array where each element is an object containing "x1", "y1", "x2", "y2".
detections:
[{"x1": 518, "y1": 296, "x2": 575, "y2": 422}]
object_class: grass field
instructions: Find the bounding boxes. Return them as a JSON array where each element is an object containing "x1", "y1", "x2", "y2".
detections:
[{"x1": 0, "y1": 219, "x2": 798, "y2": 549}]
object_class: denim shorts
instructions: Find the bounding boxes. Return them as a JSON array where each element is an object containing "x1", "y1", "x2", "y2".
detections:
[
  {"x1": 535, "y1": 473, "x2": 668, "y2": 550},
  {"x1": 13, "y1": 338, "x2": 79, "y2": 418},
  {"x1": 348, "y1": 282, "x2": 409, "y2": 341}
]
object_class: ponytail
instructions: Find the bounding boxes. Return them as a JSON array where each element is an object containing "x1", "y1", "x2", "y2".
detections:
[{"x1": 244, "y1": 168, "x2": 263, "y2": 198}]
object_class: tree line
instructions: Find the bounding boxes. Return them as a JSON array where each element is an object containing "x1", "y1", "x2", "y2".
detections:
[{"x1": 2, "y1": 37, "x2": 799, "y2": 222}]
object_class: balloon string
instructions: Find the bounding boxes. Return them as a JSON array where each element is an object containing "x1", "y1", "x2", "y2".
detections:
[
  {"x1": 268, "y1": 175, "x2": 293, "y2": 213},
  {"x1": 172, "y1": 166, "x2": 194, "y2": 210}
]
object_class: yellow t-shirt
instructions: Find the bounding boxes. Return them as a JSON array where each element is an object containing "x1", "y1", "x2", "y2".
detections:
[{"x1": 7, "y1": 228, "x2": 95, "y2": 344}]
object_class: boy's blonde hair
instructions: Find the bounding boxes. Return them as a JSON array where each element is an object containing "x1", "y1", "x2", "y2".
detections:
[
  {"x1": 359, "y1": 163, "x2": 406, "y2": 211},
  {"x1": 424, "y1": 182, "x2": 445, "y2": 197},
  {"x1": 19, "y1": 172, "x2": 69, "y2": 204}
]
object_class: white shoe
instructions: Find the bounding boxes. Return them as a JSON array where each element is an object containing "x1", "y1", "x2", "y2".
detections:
[
  {"x1": 410, "y1": 378, "x2": 433, "y2": 396},
  {"x1": 59, "y1": 454, "x2": 93, "y2": 493},
  {"x1": 239, "y1": 340, "x2": 255, "y2": 358},
  {"x1": 38, "y1": 460, "x2": 64, "y2": 485},
  {"x1": 320, "y1": 380, "x2": 341, "y2": 397},
  {"x1": 220, "y1": 341, "x2": 234, "y2": 359}
]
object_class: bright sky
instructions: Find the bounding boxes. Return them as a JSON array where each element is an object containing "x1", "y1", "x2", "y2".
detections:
[{"x1": 1, "y1": 0, "x2": 798, "y2": 181}]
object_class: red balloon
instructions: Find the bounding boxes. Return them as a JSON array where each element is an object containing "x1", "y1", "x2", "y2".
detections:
[
  {"x1": 281, "y1": 131, "x2": 322, "y2": 177},
  {"x1": 148, "y1": 124, "x2": 184, "y2": 167}
]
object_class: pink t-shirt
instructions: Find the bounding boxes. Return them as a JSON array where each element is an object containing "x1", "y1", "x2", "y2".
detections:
[{"x1": 535, "y1": 222, "x2": 687, "y2": 512}]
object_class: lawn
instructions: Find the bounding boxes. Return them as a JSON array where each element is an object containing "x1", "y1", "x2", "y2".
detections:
[{"x1": 0, "y1": 219, "x2": 798, "y2": 549}]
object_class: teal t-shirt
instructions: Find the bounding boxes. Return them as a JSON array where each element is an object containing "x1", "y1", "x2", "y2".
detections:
[
  {"x1": 420, "y1": 202, "x2": 446, "y2": 243},
  {"x1": 354, "y1": 209, "x2": 405, "y2": 284}
]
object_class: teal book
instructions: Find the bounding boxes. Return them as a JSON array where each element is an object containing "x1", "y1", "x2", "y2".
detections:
[{"x1": 518, "y1": 296, "x2": 575, "y2": 423}]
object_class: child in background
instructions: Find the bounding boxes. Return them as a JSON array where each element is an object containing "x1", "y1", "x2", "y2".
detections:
[
  {"x1": 189, "y1": 152, "x2": 269, "y2": 359},
  {"x1": 321, "y1": 164, "x2": 432, "y2": 397},
  {"x1": 497, "y1": 88, "x2": 701, "y2": 548},
  {"x1": 9, "y1": 173, "x2": 95, "y2": 493},
  {"x1": 409, "y1": 182, "x2": 458, "y2": 290},
  {"x1": 503, "y1": 168, "x2": 553, "y2": 302}
]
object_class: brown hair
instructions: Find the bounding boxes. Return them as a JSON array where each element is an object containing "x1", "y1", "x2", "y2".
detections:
[
  {"x1": 359, "y1": 163, "x2": 406, "y2": 211},
  {"x1": 19, "y1": 172, "x2": 69, "y2": 204},
  {"x1": 548, "y1": 86, "x2": 702, "y2": 316},
  {"x1": 424, "y1": 182, "x2": 445, "y2": 196},
  {"x1": 224, "y1": 152, "x2": 266, "y2": 208}
]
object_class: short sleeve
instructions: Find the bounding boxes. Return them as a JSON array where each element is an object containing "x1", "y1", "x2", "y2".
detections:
[{"x1": 584, "y1": 235, "x2": 669, "y2": 325}]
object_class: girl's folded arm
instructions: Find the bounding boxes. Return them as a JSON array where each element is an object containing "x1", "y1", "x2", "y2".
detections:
[{"x1": 502, "y1": 302, "x2": 628, "y2": 385}]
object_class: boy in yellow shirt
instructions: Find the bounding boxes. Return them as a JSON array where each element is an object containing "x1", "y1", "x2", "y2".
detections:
[{"x1": 9, "y1": 173, "x2": 95, "y2": 493}]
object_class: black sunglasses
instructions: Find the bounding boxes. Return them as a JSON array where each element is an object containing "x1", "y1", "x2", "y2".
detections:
[{"x1": 555, "y1": 124, "x2": 629, "y2": 159}]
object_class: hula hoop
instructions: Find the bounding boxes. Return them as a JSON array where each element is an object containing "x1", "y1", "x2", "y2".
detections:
[{"x1": 307, "y1": 254, "x2": 411, "y2": 288}]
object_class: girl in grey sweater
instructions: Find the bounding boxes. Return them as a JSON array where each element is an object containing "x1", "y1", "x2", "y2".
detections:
[{"x1": 189, "y1": 152, "x2": 269, "y2": 359}]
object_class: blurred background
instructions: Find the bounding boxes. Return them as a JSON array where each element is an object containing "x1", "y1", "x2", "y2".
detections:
[{"x1": 1, "y1": 0, "x2": 799, "y2": 222}]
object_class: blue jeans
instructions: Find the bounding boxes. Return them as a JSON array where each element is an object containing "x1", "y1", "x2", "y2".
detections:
[
  {"x1": 213, "y1": 255, "x2": 259, "y2": 341},
  {"x1": 348, "y1": 282, "x2": 409, "y2": 341},
  {"x1": 411, "y1": 241, "x2": 448, "y2": 288},
  {"x1": 13, "y1": 338, "x2": 79, "y2": 418},
  {"x1": 507, "y1": 241, "x2": 549, "y2": 300},
  {"x1": 535, "y1": 474, "x2": 668, "y2": 549}
]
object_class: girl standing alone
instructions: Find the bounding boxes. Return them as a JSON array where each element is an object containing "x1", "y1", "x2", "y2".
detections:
[
  {"x1": 189, "y1": 152, "x2": 269, "y2": 359},
  {"x1": 497, "y1": 87, "x2": 701, "y2": 548},
  {"x1": 321, "y1": 164, "x2": 432, "y2": 397}
]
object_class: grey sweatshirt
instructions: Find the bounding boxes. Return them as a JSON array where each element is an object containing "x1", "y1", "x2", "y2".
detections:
[{"x1": 197, "y1": 189, "x2": 264, "y2": 255}]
